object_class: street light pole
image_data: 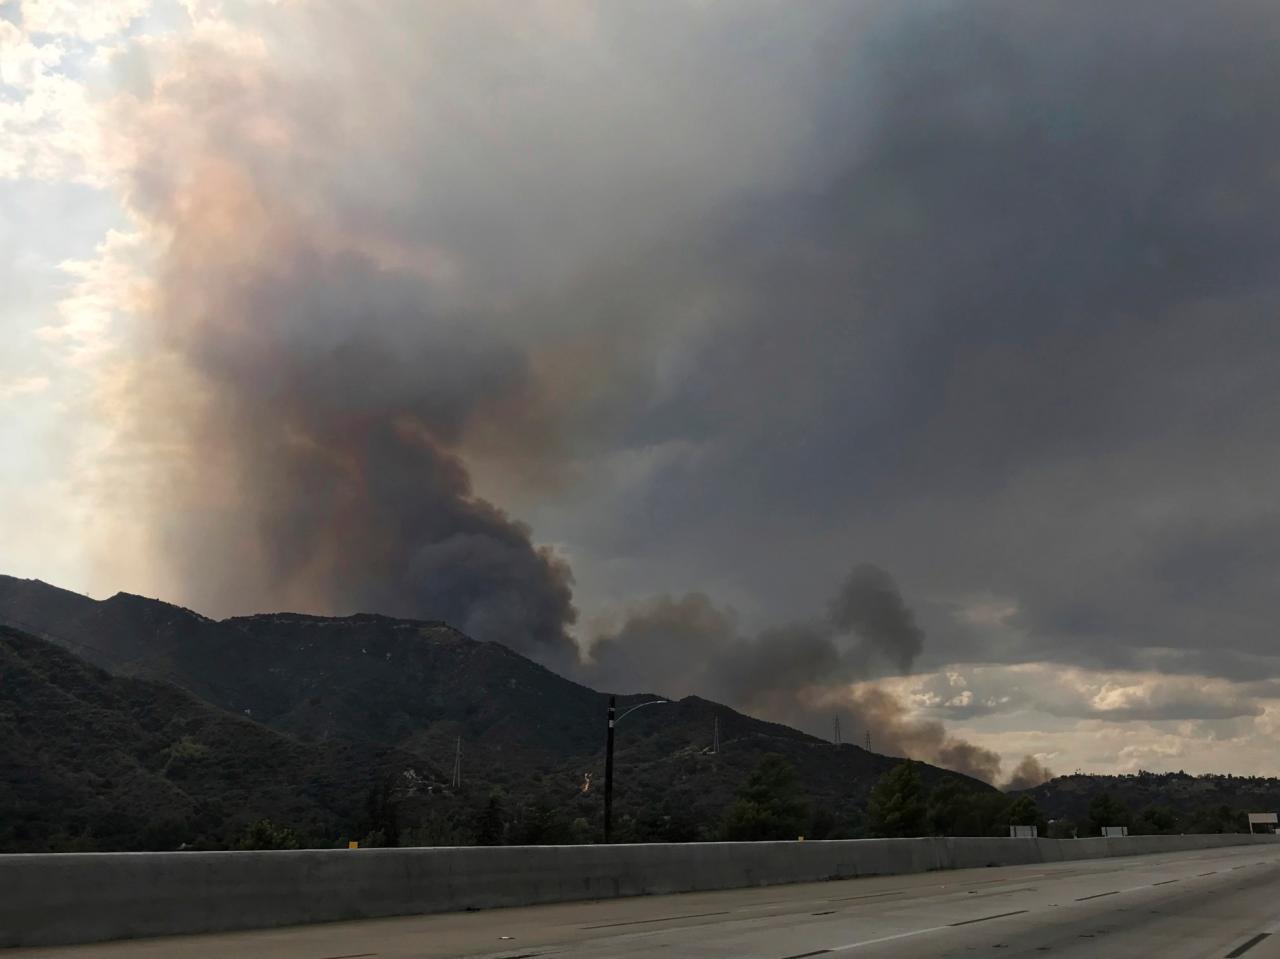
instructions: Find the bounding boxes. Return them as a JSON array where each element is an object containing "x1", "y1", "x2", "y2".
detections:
[
  {"x1": 602, "y1": 695, "x2": 669, "y2": 844},
  {"x1": 604, "y1": 696, "x2": 616, "y2": 843}
]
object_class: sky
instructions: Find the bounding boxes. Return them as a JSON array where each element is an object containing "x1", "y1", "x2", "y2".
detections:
[{"x1": 3, "y1": 0, "x2": 1280, "y2": 783}]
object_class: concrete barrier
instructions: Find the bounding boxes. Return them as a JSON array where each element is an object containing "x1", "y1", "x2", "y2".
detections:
[{"x1": 1, "y1": 833, "x2": 1274, "y2": 948}]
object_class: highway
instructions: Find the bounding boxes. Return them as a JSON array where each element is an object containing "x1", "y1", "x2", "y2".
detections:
[{"x1": 9, "y1": 842, "x2": 1280, "y2": 959}]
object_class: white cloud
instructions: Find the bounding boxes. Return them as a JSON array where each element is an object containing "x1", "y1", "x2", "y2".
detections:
[
  {"x1": 884, "y1": 662, "x2": 1273, "y2": 723},
  {"x1": 957, "y1": 597, "x2": 1019, "y2": 628},
  {"x1": 0, "y1": 20, "x2": 63, "y2": 86},
  {"x1": 19, "y1": 0, "x2": 150, "y2": 42},
  {"x1": 0, "y1": 374, "x2": 50, "y2": 398},
  {"x1": 862, "y1": 661, "x2": 1280, "y2": 776},
  {"x1": 36, "y1": 228, "x2": 150, "y2": 366},
  {"x1": 0, "y1": 18, "x2": 101, "y2": 182}
]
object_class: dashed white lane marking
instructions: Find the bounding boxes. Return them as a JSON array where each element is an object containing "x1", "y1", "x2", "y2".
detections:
[
  {"x1": 829, "y1": 924, "x2": 950, "y2": 951},
  {"x1": 762, "y1": 854, "x2": 1280, "y2": 959}
]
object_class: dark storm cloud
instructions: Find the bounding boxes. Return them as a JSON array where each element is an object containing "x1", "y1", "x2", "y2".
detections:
[{"x1": 555, "y1": 0, "x2": 1280, "y2": 675}]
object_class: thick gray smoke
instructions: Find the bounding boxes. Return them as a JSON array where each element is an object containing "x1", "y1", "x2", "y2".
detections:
[
  {"x1": 94, "y1": 1, "x2": 829, "y2": 664},
  {"x1": 829, "y1": 565, "x2": 925, "y2": 674},
  {"x1": 87, "y1": 0, "x2": 1280, "y2": 707},
  {"x1": 1004, "y1": 755, "x2": 1055, "y2": 792},
  {"x1": 138, "y1": 243, "x2": 578, "y2": 662},
  {"x1": 584, "y1": 565, "x2": 1002, "y2": 782},
  {"x1": 106, "y1": 135, "x2": 580, "y2": 663}
]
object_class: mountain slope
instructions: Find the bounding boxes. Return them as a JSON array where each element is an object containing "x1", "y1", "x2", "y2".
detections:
[
  {"x1": 0, "y1": 575, "x2": 993, "y2": 844},
  {"x1": 0, "y1": 622, "x2": 430, "y2": 851}
]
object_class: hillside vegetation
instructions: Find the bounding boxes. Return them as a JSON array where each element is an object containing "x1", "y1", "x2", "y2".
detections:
[
  {"x1": 0, "y1": 576, "x2": 990, "y2": 850},
  {"x1": 0, "y1": 624, "x2": 417, "y2": 851},
  {"x1": 1016, "y1": 771, "x2": 1280, "y2": 835}
]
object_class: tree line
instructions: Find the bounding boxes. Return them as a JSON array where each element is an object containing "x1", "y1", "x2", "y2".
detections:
[{"x1": 233, "y1": 755, "x2": 1258, "y2": 850}]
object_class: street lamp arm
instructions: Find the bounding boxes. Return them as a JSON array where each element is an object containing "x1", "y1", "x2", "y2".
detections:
[{"x1": 614, "y1": 699, "x2": 670, "y2": 724}]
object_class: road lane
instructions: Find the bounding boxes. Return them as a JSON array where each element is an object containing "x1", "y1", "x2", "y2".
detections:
[{"x1": 7, "y1": 843, "x2": 1279, "y2": 959}]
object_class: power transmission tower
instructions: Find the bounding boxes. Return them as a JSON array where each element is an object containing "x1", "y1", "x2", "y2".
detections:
[
  {"x1": 451, "y1": 736, "x2": 461, "y2": 788},
  {"x1": 864, "y1": 730, "x2": 871, "y2": 751},
  {"x1": 832, "y1": 714, "x2": 842, "y2": 746}
]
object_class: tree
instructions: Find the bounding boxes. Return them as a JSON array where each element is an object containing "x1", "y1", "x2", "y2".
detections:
[
  {"x1": 867, "y1": 762, "x2": 927, "y2": 838},
  {"x1": 1186, "y1": 804, "x2": 1245, "y2": 835},
  {"x1": 1046, "y1": 819, "x2": 1078, "y2": 839},
  {"x1": 512, "y1": 800, "x2": 573, "y2": 845},
  {"x1": 927, "y1": 780, "x2": 982, "y2": 836},
  {"x1": 360, "y1": 778, "x2": 402, "y2": 847},
  {"x1": 475, "y1": 792, "x2": 506, "y2": 846},
  {"x1": 1087, "y1": 792, "x2": 1132, "y2": 835},
  {"x1": 718, "y1": 754, "x2": 810, "y2": 841},
  {"x1": 237, "y1": 819, "x2": 301, "y2": 850},
  {"x1": 1133, "y1": 805, "x2": 1178, "y2": 835},
  {"x1": 1007, "y1": 794, "x2": 1041, "y2": 827}
]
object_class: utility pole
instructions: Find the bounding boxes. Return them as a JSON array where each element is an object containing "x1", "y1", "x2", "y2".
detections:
[
  {"x1": 604, "y1": 696, "x2": 616, "y2": 843},
  {"x1": 713, "y1": 715, "x2": 720, "y2": 755},
  {"x1": 833, "y1": 714, "x2": 842, "y2": 746},
  {"x1": 451, "y1": 736, "x2": 461, "y2": 788}
]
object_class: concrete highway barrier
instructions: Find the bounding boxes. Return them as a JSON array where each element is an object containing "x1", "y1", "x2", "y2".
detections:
[{"x1": 1, "y1": 833, "x2": 1274, "y2": 948}]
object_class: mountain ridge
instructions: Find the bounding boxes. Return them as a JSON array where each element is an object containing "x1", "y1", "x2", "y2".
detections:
[{"x1": 0, "y1": 573, "x2": 993, "y2": 848}]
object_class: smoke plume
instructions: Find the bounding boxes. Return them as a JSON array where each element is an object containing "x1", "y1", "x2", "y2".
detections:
[
  {"x1": 73, "y1": 0, "x2": 1280, "y2": 743},
  {"x1": 1004, "y1": 755, "x2": 1056, "y2": 791},
  {"x1": 585, "y1": 566, "x2": 1003, "y2": 782},
  {"x1": 94, "y1": 43, "x2": 585, "y2": 665}
]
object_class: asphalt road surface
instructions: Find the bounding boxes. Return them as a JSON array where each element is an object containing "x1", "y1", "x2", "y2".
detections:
[{"x1": 10, "y1": 843, "x2": 1280, "y2": 959}]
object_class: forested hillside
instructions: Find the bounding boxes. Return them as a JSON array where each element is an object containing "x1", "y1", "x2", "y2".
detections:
[{"x1": 0, "y1": 576, "x2": 991, "y2": 850}]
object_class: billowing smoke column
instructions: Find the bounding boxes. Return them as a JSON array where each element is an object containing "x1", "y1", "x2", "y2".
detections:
[
  {"x1": 585, "y1": 565, "x2": 1003, "y2": 782},
  {"x1": 106, "y1": 144, "x2": 580, "y2": 664},
  {"x1": 144, "y1": 234, "x2": 576, "y2": 661},
  {"x1": 94, "y1": 2, "x2": 830, "y2": 666},
  {"x1": 1004, "y1": 755, "x2": 1055, "y2": 791}
]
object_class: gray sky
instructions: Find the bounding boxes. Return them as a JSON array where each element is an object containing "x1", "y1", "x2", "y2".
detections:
[{"x1": 3, "y1": 0, "x2": 1280, "y2": 780}]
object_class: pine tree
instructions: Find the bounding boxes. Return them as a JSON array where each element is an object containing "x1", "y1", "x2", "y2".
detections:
[{"x1": 867, "y1": 762, "x2": 927, "y2": 837}]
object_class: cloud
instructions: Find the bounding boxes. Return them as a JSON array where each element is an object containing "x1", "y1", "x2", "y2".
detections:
[
  {"x1": 0, "y1": 374, "x2": 49, "y2": 399},
  {"x1": 19, "y1": 0, "x2": 150, "y2": 42},
  {"x1": 891, "y1": 664, "x2": 1270, "y2": 723}
]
